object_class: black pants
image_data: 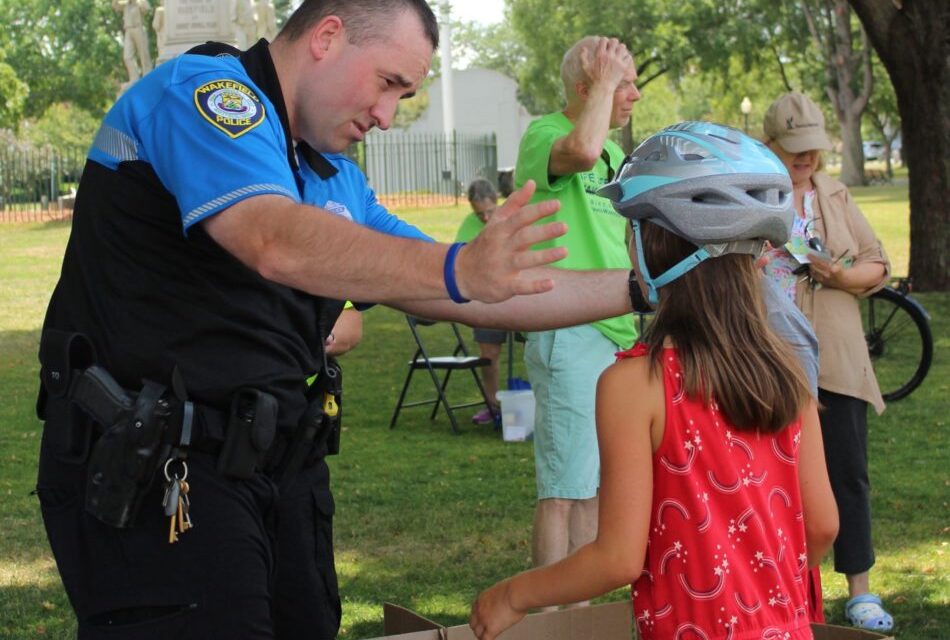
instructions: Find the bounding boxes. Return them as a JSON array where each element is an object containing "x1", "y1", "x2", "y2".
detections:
[
  {"x1": 36, "y1": 427, "x2": 341, "y2": 639},
  {"x1": 817, "y1": 388, "x2": 875, "y2": 575}
]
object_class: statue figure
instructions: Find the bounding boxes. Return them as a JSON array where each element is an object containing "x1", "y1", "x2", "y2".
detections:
[
  {"x1": 233, "y1": 0, "x2": 257, "y2": 49},
  {"x1": 113, "y1": 0, "x2": 152, "y2": 84},
  {"x1": 152, "y1": 0, "x2": 166, "y2": 59},
  {"x1": 255, "y1": 0, "x2": 278, "y2": 42}
]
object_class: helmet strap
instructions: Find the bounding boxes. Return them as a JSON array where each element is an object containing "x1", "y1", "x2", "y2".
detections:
[
  {"x1": 632, "y1": 221, "x2": 660, "y2": 305},
  {"x1": 652, "y1": 247, "x2": 712, "y2": 294},
  {"x1": 632, "y1": 220, "x2": 712, "y2": 305}
]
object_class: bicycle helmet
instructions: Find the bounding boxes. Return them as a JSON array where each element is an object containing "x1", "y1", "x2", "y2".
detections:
[{"x1": 596, "y1": 121, "x2": 794, "y2": 304}]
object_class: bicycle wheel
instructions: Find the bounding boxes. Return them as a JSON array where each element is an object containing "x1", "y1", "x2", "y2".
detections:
[{"x1": 862, "y1": 286, "x2": 933, "y2": 402}]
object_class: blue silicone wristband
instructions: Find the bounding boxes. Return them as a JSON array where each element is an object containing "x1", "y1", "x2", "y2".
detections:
[{"x1": 443, "y1": 242, "x2": 470, "y2": 304}]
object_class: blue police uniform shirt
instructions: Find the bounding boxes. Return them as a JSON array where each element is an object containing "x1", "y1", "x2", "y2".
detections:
[
  {"x1": 296, "y1": 150, "x2": 431, "y2": 242},
  {"x1": 48, "y1": 43, "x2": 434, "y2": 429},
  {"x1": 89, "y1": 54, "x2": 299, "y2": 231},
  {"x1": 90, "y1": 52, "x2": 433, "y2": 246}
]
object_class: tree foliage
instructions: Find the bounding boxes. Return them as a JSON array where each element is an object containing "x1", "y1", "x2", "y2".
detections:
[
  {"x1": 0, "y1": 0, "x2": 123, "y2": 121},
  {"x1": 501, "y1": 0, "x2": 824, "y2": 118},
  {"x1": 0, "y1": 54, "x2": 28, "y2": 130},
  {"x1": 20, "y1": 102, "x2": 101, "y2": 151},
  {"x1": 450, "y1": 18, "x2": 527, "y2": 82}
]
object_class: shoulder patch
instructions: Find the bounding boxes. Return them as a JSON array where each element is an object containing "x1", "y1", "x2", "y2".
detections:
[{"x1": 194, "y1": 79, "x2": 266, "y2": 138}]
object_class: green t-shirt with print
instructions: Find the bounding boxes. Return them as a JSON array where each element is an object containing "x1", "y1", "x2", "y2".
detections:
[
  {"x1": 455, "y1": 212, "x2": 484, "y2": 243},
  {"x1": 515, "y1": 111, "x2": 636, "y2": 348}
]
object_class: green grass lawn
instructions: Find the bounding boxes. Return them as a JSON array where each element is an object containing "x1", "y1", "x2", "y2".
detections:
[{"x1": 1, "y1": 183, "x2": 947, "y2": 638}]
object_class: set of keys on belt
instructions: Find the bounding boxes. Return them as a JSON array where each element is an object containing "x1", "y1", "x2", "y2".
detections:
[{"x1": 161, "y1": 458, "x2": 193, "y2": 543}]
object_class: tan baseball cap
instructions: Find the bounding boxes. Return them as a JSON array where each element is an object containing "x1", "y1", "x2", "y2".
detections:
[{"x1": 763, "y1": 92, "x2": 833, "y2": 153}]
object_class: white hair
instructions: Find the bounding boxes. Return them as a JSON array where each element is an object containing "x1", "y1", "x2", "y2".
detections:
[{"x1": 560, "y1": 36, "x2": 601, "y2": 101}]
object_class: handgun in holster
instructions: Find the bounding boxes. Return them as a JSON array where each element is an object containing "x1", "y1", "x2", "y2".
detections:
[{"x1": 71, "y1": 366, "x2": 178, "y2": 528}]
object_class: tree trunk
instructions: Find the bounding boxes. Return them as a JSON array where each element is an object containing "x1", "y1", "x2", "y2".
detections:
[
  {"x1": 801, "y1": 0, "x2": 872, "y2": 186},
  {"x1": 850, "y1": 0, "x2": 949, "y2": 291},
  {"x1": 883, "y1": 141, "x2": 893, "y2": 180},
  {"x1": 838, "y1": 110, "x2": 865, "y2": 186}
]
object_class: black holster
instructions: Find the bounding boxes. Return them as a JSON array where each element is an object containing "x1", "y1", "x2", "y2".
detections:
[
  {"x1": 82, "y1": 374, "x2": 176, "y2": 528},
  {"x1": 38, "y1": 330, "x2": 187, "y2": 528}
]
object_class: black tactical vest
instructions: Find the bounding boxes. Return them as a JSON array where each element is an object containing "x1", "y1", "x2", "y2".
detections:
[{"x1": 40, "y1": 39, "x2": 344, "y2": 432}]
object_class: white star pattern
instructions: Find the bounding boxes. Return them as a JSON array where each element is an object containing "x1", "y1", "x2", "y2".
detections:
[{"x1": 632, "y1": 348, "x2": 810, "y2": 637}]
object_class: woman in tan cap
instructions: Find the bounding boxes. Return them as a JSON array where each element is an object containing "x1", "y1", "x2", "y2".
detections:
[{"x1": 761, "y1": 91, "x2": 893, "y2": 632}]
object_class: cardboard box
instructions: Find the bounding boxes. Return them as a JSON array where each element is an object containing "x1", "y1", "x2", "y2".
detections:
[
  {"x1": 367, "y1": 601, "x2": 894, "y2": 639},
  {"x1": 372, "y1": 601, "x2": 631, "y2": 639},
  {"x1": 811, "y1": 625, "x2": 894, "y2": 640}
]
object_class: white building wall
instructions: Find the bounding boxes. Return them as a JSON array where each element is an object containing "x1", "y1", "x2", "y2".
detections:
[{"x1": 406, "y1": 68, "x2": 536, "y2": 170}]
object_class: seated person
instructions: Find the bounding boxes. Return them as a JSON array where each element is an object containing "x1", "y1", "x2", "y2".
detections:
[{"x1": 456, "y1": 179, "x2": 505, "y2": 424}]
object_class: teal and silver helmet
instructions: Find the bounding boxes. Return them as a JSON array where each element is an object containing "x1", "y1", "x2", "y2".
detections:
[{"x1": 597, "y1": 121, "x2": 794, "y2": 304}]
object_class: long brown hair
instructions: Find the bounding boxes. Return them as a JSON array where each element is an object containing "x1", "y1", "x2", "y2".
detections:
[{"x1": 639, "y1": 220, "x2": 810, "y2": 432}]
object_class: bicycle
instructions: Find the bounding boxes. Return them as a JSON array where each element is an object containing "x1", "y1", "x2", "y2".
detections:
[
  {"x1": 862, "y1": 278, "x2": 933, "y2": 402},
  {"x1": 634, "y1": 276, "x2": 933, "y2": 403}
]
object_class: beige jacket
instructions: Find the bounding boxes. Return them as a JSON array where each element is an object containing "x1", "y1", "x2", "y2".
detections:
[{"x1": 796, "y1": 172, "x2": 890, "y2": 414}]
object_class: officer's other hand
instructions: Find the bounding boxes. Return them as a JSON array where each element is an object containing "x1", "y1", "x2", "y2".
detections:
[
  {"x1": 581, "y1": 37, "x2": 632, "y2": 92},
  {"x1": 454, "y1": 180, "x2": 567, "y2": 303}
]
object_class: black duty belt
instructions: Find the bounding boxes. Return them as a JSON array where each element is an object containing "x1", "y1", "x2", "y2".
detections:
[{"x1": 37, "y1": 329, "x2": 341, "y2": 529}]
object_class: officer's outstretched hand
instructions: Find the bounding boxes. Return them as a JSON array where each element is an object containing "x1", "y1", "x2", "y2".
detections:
[{"x1": 454, "y1": 180, "x2": 567, "y2": 303}]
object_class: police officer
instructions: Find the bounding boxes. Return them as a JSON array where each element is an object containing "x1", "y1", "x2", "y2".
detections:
[{"x1": 35, "y1": 1, "x2": 638, "y2": 637}]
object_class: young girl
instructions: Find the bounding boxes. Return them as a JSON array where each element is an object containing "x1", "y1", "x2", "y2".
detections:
[{"x1": 469, "y1": 122, "x2": 839, "y2": 640}]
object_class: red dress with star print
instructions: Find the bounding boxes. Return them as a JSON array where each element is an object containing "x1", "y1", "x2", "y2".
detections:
[{"x1": 619, "y1": 344, "x2": 813, "y2": 640}]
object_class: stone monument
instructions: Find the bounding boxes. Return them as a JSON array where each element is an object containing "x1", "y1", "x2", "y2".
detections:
[
  {"x1": 156, "y1": 0, "x2": 237, "y2": 63},
  {"x1": 152, "y1": 0, "x2": 167, "y2": 59},
  {"x1": 255, "y1": 0, "x2": 278, "y2": 41},
  {"x1": 114, "y1": 0, "x2": 153, "y2": 87},
  {"x1": 232, "y1": 0, "x2": 257, "y2": 49}
]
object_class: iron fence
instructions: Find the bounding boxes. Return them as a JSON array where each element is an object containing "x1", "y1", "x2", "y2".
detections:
[
  {"x1": 352, "y1": 131, "x2": 498, "y2": 210},
  {"x1": 0, "y1": 146, "x2": 86, "y2": 223},
  {"x1": 0, "y1": 131, "x2": 497, "y2": 223}
]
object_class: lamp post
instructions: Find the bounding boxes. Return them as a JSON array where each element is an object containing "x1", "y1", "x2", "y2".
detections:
[{"x1": 740, "y1": 96, "x2": 752, "y2": 134}]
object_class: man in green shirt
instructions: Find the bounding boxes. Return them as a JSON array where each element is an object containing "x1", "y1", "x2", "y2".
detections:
[{"x1": 515, "y1": 35, "x2": 640, "y2": 601}]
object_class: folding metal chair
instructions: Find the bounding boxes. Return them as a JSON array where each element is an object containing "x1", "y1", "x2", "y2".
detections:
[{"x1": 389, "y1": 315, "x2": 494, "y2": 434}]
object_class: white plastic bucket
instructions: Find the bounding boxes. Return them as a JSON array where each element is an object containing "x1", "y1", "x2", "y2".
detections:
[{"x1": 496, "y1": 389, "x2": 535, "y2": 442}]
